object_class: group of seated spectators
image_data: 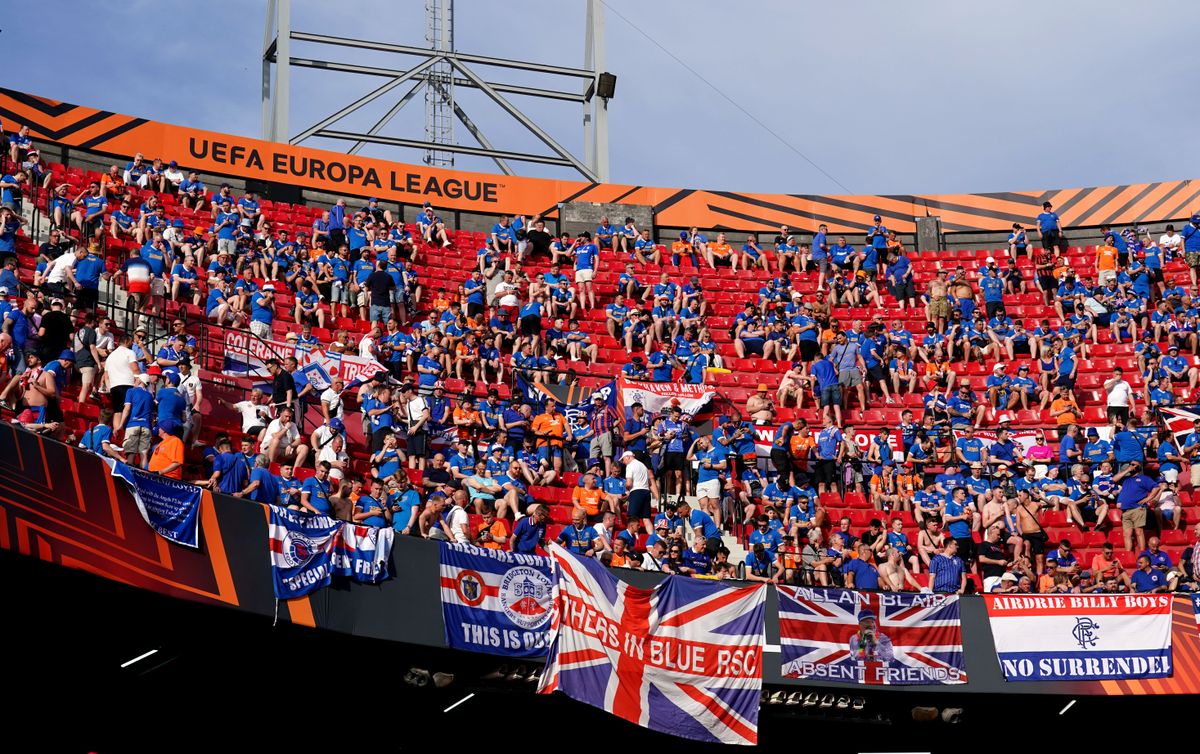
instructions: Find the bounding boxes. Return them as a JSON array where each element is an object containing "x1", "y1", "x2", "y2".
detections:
[{"x1": 2, "y1": 130, "x2": 1199, "y2": 596}]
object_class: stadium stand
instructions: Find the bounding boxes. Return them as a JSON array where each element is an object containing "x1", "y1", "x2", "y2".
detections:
[{"x1": 0, "y1": 125, "x2": 1197, "y2": 598}]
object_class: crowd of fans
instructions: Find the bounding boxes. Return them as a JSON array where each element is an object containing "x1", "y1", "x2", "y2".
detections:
[{"x1": 1, "y1": 126, "x2": 1198, "y2": 595}]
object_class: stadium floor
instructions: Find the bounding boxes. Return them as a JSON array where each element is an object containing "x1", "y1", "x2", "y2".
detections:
[{"x1": 6, "y1": 551, "x2": 1191, "y2": 752}]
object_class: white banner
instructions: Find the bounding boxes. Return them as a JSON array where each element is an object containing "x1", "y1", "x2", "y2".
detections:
[{"x1": 982, "y1": 594, "x2": 1174, "y2": 682}]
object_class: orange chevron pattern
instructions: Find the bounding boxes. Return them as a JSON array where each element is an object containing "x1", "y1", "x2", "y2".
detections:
[
  {"x1": 0, "y1": 424, "x2": 240, "y2": 606},
  {"x1": 3, "y1": 87, "x2": 1196, "y2": 234}
]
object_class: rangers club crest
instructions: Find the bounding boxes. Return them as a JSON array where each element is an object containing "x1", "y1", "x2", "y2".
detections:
[
  {"x1": 281, "y1": 532, "x2": 317, "y2": 568},
  {"x1": 500, "y1": 566, "x2": 551, "y2": 630},
  {"x1": 1072, "y1": 617, "x2": 1100, "y2": 649}
]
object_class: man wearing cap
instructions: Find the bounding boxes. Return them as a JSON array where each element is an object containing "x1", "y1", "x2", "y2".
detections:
[
  {"x1": 246, "y1": 284, "x2": 274, "y2": 340},
  {"x1": 147, "y1": 420, "x2": 185, "y2": 480},
  {"x1": 1036, "y1": 201, "x2": 1067, "y2": 255},
  {"x1": 847, "y1": 608, "x2": 894, "y2": 663},
  {"x1": 745, "y1": 384, "x2": 776, "y2": 425},
  {"x1": 116, "y1": 373, "x2": 157, "y2": 468},
  {"x1": 1161, "y1": 344, "x2": 1199, "y2": 390},
  {"x1": 1115, "y1": 461, "x2": 1159, "y2": 553},
  {"x1": 1182, "y1": 213, "x2": 1200, "y2": 286}
]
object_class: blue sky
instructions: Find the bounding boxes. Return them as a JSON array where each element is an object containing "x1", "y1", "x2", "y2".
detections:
[{"x1": 4, "y1": 1, "x2": 1197, "y2": 196}]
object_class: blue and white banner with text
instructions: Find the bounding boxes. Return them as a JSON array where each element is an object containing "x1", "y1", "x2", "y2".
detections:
[
  {"x1": 107, "y1": 459, "x2": 201, "y2": 548},
  {"x1": 439, "y1": 542, "x2": 553, "y2": 658}
]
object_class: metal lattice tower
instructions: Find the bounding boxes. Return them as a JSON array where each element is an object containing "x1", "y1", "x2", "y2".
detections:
[
  {"x1": 424, "y1": 0, "x2": 455, "y2": 167},
  {"x1": 261, "y1": 0, "x2": 614, "y2": 181}
]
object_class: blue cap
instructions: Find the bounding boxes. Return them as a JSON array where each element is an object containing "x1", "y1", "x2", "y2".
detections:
[
  {"x1": 173, "y1": 219, "x2": 184, "y2": 227},
  {"x1": 1193, "y1": 214, "x2": 1200, "y2": 224},
  {"x1": 158, "y1": 419, "x2": 179, "y2": 435},
  {"x1": 330, "y1": 418, "x2": 345, "y2": 432},
  {"x1": 857, "y1": 609, "x2": 877, "y2": 623},
  {"x1": 368, "y1": 197, "x2": 378, "y2": 202},
  {"x1": 165, "y1": 372, "x2": 180, "y2": 386},
  {"x1": 873, "y1": 215, "x2": 881, "y2": 221}
]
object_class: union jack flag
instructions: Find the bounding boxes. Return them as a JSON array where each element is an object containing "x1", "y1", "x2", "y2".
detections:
[
  {"x1": 778, "y1": 586, "x2": 967, "y2": 686},
  {"x1": 538, "y1": 544, "x2": 766, "y2": 745}
]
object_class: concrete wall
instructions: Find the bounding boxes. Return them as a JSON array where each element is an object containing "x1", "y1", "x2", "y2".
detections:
[{"x1": 560, "y1": 201, "x2": 653, "y2": 238}]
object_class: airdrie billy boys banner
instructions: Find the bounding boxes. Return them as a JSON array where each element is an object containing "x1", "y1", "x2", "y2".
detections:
[
  {"x1": 439, "y1": 543, "x2": 553, "y2": 658},
  {"x1": 778, "y1": 586, "x2": 967, "y2": 685},
  {"x1": 984, "y1": 594, "x2": 1173, "y2": 682}
]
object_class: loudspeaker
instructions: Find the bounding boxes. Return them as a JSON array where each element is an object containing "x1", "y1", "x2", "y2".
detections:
[{"x1": 596, "y1": 72, "x2": 617, "y2": 99}]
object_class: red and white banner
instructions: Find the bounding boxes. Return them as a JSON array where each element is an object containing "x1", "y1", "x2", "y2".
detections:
[
  {"x1": 539, "y1": 544, "x2": 766, "y2": 745},
  {"x1": 221, "y1": 329, "x2": 386, "y2": 387},
  {"x1": 618, "y1": 377, "x2": 717, "y2": 420}
]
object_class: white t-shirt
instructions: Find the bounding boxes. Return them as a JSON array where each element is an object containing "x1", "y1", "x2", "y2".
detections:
[
  {"x1": 320, "y1": 387, "x2": 345, "y2": 420},
  {"x1": 358, "y1": 335, "x2": 377, "y2": 359},
  {"x1": 233, "y1": 400, "x2": 271, "y2": 432},
  {"x1": 318, "y1": 444, "x2": 348, "y2": 467},
  {"x1": 445, "y1": 504, "x2": 470, "y2": 544},
  {"x1": 625, "y1": 458, "x2": 650, "y2": 491},
  {"x1": 406, "y1": 395, "x2": 429, "y2": 429},
  {"x1": 495, "y1": 280, "x2": 520, "y2": 307},
  {"x1": 1160, "y1": 232, "x2": 1183, "y2": 251},
  {"x1": 1105, "y1": 379, "x2": 1133, "y2": 407},
  {"x1": 260, "y1": 419, "x2": 299, "y2": 450},
  {"x1": 94, "y1": 331, "x2": 115, "y2": 352},
  {"x1": 47, "y1": 251, "x2": 78, "y2": 284},
  {"x1": 105, "y1": 345, "x2": 139, "y2": 388},
  {"x1": 312, "y1": 424, "x2": 340, "y2": 451},
  {"x1": 179, "y1": 373, "x2": 202, "y2": 410}
]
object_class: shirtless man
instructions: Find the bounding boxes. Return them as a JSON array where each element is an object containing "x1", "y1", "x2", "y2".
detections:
[
  {"x1": 916, "y1": 517, "x2": 946, "y2": 571},
  {"x1": 1012, "y1": 494, "x2": 1047, "y2": 573},
  {"x1": 879, "y1": 546, "x2": 922, "y2": 591},
  {"x1": 777, "y1": 363, "x2": 813, "y2": 409},
  {"x1": 2, "y1": 352, "x2": 60, "y2": 434},
  {"x1": 745, "y1": 384, "x2": 777, "y2": 424},
  {"x1": 980, "y1": 493, "x2": 1009, "y2": 534},
  {"x1": 927, "y1": 271, "x2": 952, "y2": 333}
]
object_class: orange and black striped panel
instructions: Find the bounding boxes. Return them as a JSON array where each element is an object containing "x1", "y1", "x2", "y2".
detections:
[{"x1": 2, "y1": 87, "x2": 1195, "y2": 233}]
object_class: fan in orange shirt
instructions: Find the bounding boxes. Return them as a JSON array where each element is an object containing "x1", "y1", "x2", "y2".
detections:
[
  {"x1": 474, "y1": 505, "x2": 510, "y2": 550},
  {"x1": 705, "y1": 231, "x2": 735, "y2": 270},
  {"x1": 572, "y1": 474, "x2": 608, "y2": 521},
  {"x1": 452, "y1": 394, "x2": 481, "y2": 442},
  {"x1": 1096, "y1": 237, "x2": 1119, "y2": 285},
  {"x1": 147, "y1": 421, "x2": 185, "y2": 479},
  {"x1": 531, "y1": 398, "x2": 567, "y2": 473}
]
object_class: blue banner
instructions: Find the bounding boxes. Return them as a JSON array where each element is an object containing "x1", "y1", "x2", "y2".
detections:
[
  {"x1": 268, "y1": 508, "x2": 342, "y2": 598},
  {"x1": 330, "y1": 524, "x2": 394, "y2": 583},
  {"x1": 107, "y1": 459, "x2": 202, "y2": 548},
  {"x1": 439, "y1": 542, "x2": 553, "y2": 658},
  {"x1": 300, "y1": 360, "x2": 332, "y2": 391}
]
